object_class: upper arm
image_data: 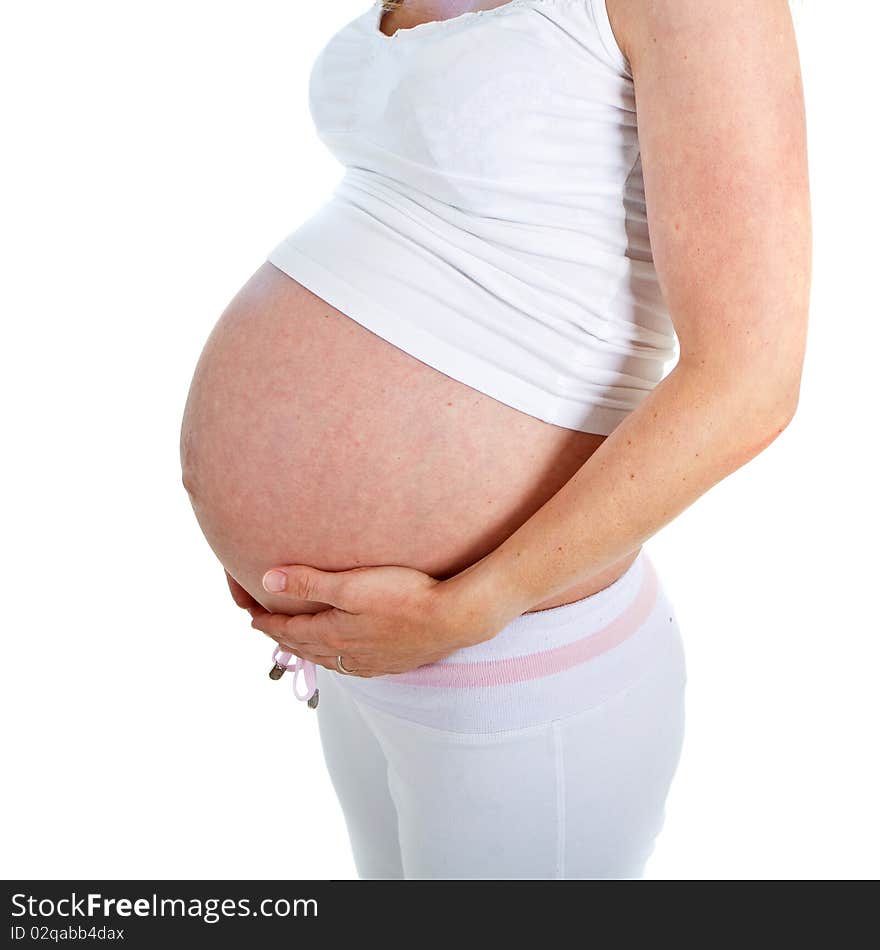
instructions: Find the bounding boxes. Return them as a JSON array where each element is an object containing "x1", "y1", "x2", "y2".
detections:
[{"x1": 610, "y1": 0, "x2": 811, "y2": 413}]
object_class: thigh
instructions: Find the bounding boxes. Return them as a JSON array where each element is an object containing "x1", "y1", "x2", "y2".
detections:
[
  {"x1": 314, "y1": 667, "x2": 404, "y2": 879},
  {"x1": 353, "y1": 663, "x2": 686, "y2": 880},
  {"x1": 356, "y1": 702, "x2": 564, "y2": 879},
  {"x1": 556, "y1": 666, "x2": 688, "y2": 879}
]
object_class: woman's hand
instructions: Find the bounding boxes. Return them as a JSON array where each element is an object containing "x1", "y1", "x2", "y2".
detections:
[{"x1": 247, "y1": 563, "x2": 504, "y2": 677}]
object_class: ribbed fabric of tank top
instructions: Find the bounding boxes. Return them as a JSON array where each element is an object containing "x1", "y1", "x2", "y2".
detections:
[{"x1": 267, "y1": 0, "x2": 679, "y2": 436}]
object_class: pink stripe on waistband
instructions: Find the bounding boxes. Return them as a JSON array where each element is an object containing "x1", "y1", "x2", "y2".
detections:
[{"x1": 389, "y1": 556, "x2": 659, "y2": 689}]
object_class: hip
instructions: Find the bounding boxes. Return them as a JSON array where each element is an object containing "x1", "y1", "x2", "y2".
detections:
[{"x1": 322, "y1": 548, "x2": 687, "y2": 733}]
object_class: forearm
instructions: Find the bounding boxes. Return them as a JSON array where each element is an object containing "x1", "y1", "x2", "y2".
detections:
[{"x1": 442, "y1": 360, "x2": 798, "y2": 638}]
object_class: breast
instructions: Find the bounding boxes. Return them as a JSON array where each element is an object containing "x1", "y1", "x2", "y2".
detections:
[{"x1": 180, "y1": 262, "x2": 608, "y2": 614}]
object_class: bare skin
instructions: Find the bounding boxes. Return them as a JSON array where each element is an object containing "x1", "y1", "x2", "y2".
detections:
[
  {"x1": 181, "y1": 0, "x2": 642, "y2": 626},
  {"x1": 180, "y1": 261, "x2": 638, "y2": 621},
  {"x1": 182, "y1": 0, "x2": 809, "y2": 676},
  {"x1": 378, "y1": 0, "x2": 515, "y2": 38}
]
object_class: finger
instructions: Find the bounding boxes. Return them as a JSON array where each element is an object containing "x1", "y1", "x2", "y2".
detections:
[
  {"x1": 251, "y1": 606, "x2": 346, "y2": 653},
  {"x1": 273, "y1": 638, "x2": 372, "y2": 677},
  {"x1": 225, "y1": 570, "x2": 259, "y2": 610},
  {"x1": 261, "y1": 565, "x2": 360, "y2": 611},
  {"x1": 256, "y1": 621, "x2": 331, "y2": 655},
  {"x1": 276, "y1": 643, "x2": 371, "y2": 676},
  {"x1": 342, "y1": 666, "x2": 377, "y2": 678},
  {"x1": 278, "y1": 647, "x2": 339, "y2": 673},
  {"x1": 265, "y1": 630, "x2": 337, "y2": 657},
  {"x1": 248, "y1": 604, "x2": 329, "y2": 651}
]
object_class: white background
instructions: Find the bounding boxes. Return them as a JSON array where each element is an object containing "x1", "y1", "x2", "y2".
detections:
[{"x1": 2, "y1": 1, "x2": 877, "y2": 880}]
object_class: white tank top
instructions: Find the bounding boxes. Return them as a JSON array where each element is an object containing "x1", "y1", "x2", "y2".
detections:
[{"x1": 267, "y1": 0, "x2": 679, "y2": 435}]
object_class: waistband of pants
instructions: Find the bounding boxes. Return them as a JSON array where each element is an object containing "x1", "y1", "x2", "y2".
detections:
[
  {"x1": 330, "y1": 547, "x2": 687, "y2": 733},
  {"x1": 394, "y1": 546, "x2": 654, "y2": 687}
]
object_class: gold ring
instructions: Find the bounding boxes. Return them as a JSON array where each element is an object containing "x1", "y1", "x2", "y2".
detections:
[{"x1": 336, "y1": 654, "x2": 357, "y2": 675}]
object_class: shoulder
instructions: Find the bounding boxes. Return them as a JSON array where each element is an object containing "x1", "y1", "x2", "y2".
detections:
[{"x1": 605, "y1": 0, "x2": 797, "y2": 74}]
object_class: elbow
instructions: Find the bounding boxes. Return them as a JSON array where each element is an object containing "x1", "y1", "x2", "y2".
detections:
[
  {"x1": 758, "y1": 371, "x2": 801, "y2": 433},
  {"x1": 675, "y1": 353, "x2": 803, "y2": 454},
  {"x1": 730, "y1": 367, "x2": 802, "y2": 457},
  {"x1": 760, "y1": 356, "x2": 803, "y2": 431},
  {"x1": 775, "y1": 386, "x2": 800, "y2": 429},
  {"x1": 755, "y1": 389, "x2": 798, "y2": 452},
  {"x1": 714, "y1": 379, "x2": 800, "y2": 469}
]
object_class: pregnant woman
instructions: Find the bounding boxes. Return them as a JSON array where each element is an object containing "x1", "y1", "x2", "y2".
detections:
[{"x1": 180, "y1": 0, "x2": 810, "y2": 879}]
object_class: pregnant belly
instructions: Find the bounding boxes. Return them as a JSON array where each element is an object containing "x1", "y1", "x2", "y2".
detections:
[{"x1": 180, "y1": 262, "x2": 638, "y2": 617}]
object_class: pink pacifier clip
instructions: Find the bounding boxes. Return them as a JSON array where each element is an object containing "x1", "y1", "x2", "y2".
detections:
[{"x1": 269, "y1": 645, "x2": 319, "y2": 708}]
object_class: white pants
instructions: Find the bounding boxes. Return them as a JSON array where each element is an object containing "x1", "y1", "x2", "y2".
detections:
[{"x1": 314, "y1": 549, "x2": 687, "y2": 879}]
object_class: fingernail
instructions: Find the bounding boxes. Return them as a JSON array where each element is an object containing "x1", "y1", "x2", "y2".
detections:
[{"x1": 263, "y1": 570, "x2": 287, "y2": 593}]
